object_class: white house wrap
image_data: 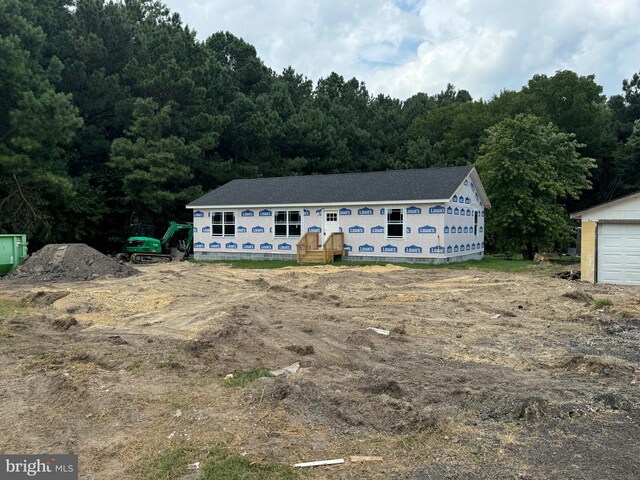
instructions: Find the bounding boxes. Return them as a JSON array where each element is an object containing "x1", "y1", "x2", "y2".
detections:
[{"x1": 187, "y1": 166, "x2": 490, "y2": 263}]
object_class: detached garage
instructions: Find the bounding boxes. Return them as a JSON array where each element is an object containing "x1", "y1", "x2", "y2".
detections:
[{"x1": 570, "y1": 191, "x2": 640, "y2": 285}]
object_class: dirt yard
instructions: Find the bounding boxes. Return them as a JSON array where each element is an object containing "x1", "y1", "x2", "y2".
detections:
[{"x1": 1, "y1": 261, "x2": 639, "y2": 479}]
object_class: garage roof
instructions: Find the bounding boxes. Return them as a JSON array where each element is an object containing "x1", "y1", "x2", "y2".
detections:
[
  {"x1": 188, "y1": 166, "x2": 490, "y2": 208},
  {"x1": 570, "y1": 191, "x2": 640, "y2": 219}
]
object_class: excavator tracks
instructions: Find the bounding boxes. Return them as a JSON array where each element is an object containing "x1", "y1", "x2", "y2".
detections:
[{"x1": 130, "y1": 253, "x2": 173, "y2": 264}]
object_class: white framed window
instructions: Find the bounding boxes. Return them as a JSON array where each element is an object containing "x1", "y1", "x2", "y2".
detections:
[
  {"x1": 386, "y1": 208, "x2": 404, "y2": 239},
  {"x1": 274, "y1": 210, "x2": 302, "y2": 237},
  {"x1": 212, "y1": 211, "x2": 235, "y2": 237}
]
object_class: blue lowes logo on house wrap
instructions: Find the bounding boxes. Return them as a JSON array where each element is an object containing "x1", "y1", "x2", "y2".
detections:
[
  {"x1": 209, "y1": 242, "x2": 221, "y2": 249},
  {"x1": 381, "y1": 244, "x2": 398, "y2": 253},
  {"x1": 419, "y1": 225, "x2": 436, "y2": 234},
  {"x1": 464, "y1": 179, "x2": 469, "y2": 185},
  {"x1": 447, "y1": 245, "x2": 453, "y2": 253},
  {"x1": 278, "y1": 243, "x2": 292, "y2": 250},
  {"x1": 466, "y1": 243, "x2": 471, "y2": 250},
  {"x1": 339, "y1": 208, "x2": 352, "y2": 215},
  {"x1": 452, "y1": 195, "x2": 458, "y2": 203},
  {"x1": 405, "y1": 244, "x2": 422, "y2": 254},
  {"x1": 447, "y1": 206, "x2": 453, "y2": 214},
  {"x1": 316, "y1": 209, "x2": 322, "y2": 216},
  {"x1": 241, "y1": 209, "x2": 254, "y2": 217},
  {"x1": 252, "y1": 226, "x2": 265, "y2": 233},
  {"x1": 464, "y1": 226, "x2": 469, "y2": 233},
  {"x1": 303, "y1": 209, "x2": 311, "y2": 216},
  {"x1": 454, "y1": 207, "x2": 459, "y2": 215},
  {"x1": 465, "y1": 197, "x2": 471, "y2": 204},
  {"x1": 343, "y1": 244, "x2": 352, "y2": 252},
  {"x1": 194, "y1": 242, "x2": 205, "y2": 249},
  {"x1": 466, "y1": 209, "x2": 471, "y2": 216},
  {"x1": 471, "y1": 243, "x2": 476, "y2": 250},
  {"x1": 225, "y1": 241, "x2": 237, "y2": 249},
  {"x1": 358, "y1": 207, "x2": 373, "y2": 215},
  {"x1": 460, "y1": 244, "x2": 465, "y2": 252},
  {"x1": 454, "y1": 245, "x2": 459, "y2": 253},
  {"x1": 237, "y1": 226, "x2": 247, "y2": 233},
  {"x1": 430, "y1": 246, "x2": 445, "y2": 254},
  {"x1": 406, "y1": 227, "x2": 411, "y2": 234},
  {"x1": 349, "y1": 225, "x2": 364, "y2": 234},
  {"x1": 202, "y1": 226, "x2": 211, "y2": 233},
  {"x1": 307, "y1": 226, "x2": 322, "y2": 233},
  {"x1": 480, "y1": 226, "x2": 484, "y2": 233},
  {"x1": 444, "y1": 226, "x2": 450, "y2": 234},
  {"x1": 260, "y1": 243, "x2": 273, "y2": 250},
  {"x1": 259, "y1": 209, "x2": 272, "y2": 216},
  {"x1": 194, "y1": 210, "x2": 204, "y2": 218},
  {"x1": 379, "y1": 208, "x2": 385, "y2": 215},
  {"x1": 193, "y1": 227, "x2": 198, "y2": 232},
  {"x1": 359, "y1": 244, "x2": 374, "y2": 253},
  {"x1": 457, "y1": 226, "x2": 463, "y2": 234},
  {"x1": 242, "y1": 242, "x2": 255, "y2": 250},
  {"x1": 481, "y1": 211, "x2": 485, "y2": 217},
  {"x1": 406, "y1": 206, "x2": 422, "y2": 214},
  {"x1": 429, "y1": 205, "x2": 445, "y2": 214},
  {"x1": 371, "y1": 225, "x2": 384, "y2": 234}
]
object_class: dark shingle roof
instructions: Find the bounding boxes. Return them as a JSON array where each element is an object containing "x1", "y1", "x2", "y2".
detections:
[{"x1": 187, "y1": 166, "x2": 474, "y2": 207}]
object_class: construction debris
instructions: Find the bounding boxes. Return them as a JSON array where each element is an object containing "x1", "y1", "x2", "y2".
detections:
[
  {"x1": 555, "y1": 269, "x2": 581, "y2": 281},
  {"x1": 294, "y1": 458, "x2": 345, "y2": 468},
  {"x1": 366, "y1": 327, "x2": 390, "y2": 336},
  {"x1": 269, "y1": 362, "x2": 300, "y2": 377}
]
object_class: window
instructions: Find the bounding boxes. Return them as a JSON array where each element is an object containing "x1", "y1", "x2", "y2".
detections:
[
  {"x1": 326, "y1": 212, "x2": 337, "y2": 222},
  {"x1": 474, "y1": 211, "x2": 479, "y2": 236},
  {"x1": 212, "y1": 211, "x2": 235, "y2": 237},
  {"x1": 275, "y1": 210, "x2": 301, "y2": 237},
  {"x1": 386, "y1": 208, "x2": 404, "y2": 239}
]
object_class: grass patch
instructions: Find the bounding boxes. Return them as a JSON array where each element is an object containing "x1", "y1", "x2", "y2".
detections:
[
  {"x1": 223, "y1": 368, "x2": 274, "y2": 388},
  {"x1": 201, "y1": 446, "x2": 298, "y2": 480},
  {"x1": 141, "y1": 443, "x2": 198, "y2": 480},
  {"x1": 127, "y1": 360, "x2": 143, "y2": 372},
  {"x1": 170, "y1": 400, "x2": 191, "y2": 411},
  {"x1": 594, "y1": 299, "x2": 614, "y2": 308},
  {"x1": 335, "y1": 255, "x2": 538, "y2": 273},
  {"x1": 192, "y1": 255, "x2": 540, "y2": 273},
  {"x1": 141, "y1": 444, "x2": 299, "y2": 480},
  {"x1": 0, "y1": 297, "x2": 26, "y2": 319}
]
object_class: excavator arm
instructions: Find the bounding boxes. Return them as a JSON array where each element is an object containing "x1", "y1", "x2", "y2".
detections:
[{"x1": 160, "y1": 222, "x2": 194, "y2": 257}]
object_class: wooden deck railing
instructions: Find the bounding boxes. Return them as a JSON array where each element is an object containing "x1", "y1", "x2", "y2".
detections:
[
  {"x1": 323, "y1": 232, "x2": 344, "y2": 263},
  {"x1": 296, "y1": 231, "x2": 319, "y2": 262}
]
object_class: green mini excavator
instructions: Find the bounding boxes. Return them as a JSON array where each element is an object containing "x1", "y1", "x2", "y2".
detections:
[{"x1": 119, "y1": 221, "x2": 193, "y2": 264}]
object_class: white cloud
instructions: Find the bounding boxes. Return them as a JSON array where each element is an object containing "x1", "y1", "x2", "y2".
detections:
[{"x1": 164, "y1": 0, "x2": 640, "y2": 99}]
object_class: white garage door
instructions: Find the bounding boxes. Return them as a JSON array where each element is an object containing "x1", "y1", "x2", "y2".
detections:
[{"x1": 598, "y1": 223, "x2": 640, "y2": 285}]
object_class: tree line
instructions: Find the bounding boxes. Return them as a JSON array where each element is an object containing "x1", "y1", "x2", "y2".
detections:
[{"x1": 1, "y1": 0, "x2": 639, "y2": 255}]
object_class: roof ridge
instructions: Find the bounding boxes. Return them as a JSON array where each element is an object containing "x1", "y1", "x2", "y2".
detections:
[{"x1": 226, "y1": 165, "x2": 474, "y2": 183}]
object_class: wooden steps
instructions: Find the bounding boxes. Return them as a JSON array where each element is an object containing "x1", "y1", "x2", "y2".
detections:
[
  {"x1": 299, "y1": 249, "x2": 326, "y2": 263},
  {"x1": 297, "y1": 231, "x2": 344, "y2": 264}
]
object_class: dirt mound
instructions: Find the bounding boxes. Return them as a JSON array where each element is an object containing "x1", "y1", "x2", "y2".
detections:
[{"x1": 5, "y1": 243, "x2": 138, "y2": 283}]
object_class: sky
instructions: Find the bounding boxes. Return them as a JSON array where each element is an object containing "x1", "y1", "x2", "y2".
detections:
[{"x1": 163, "y1": 0, "x2": 640, "y2": 100}]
